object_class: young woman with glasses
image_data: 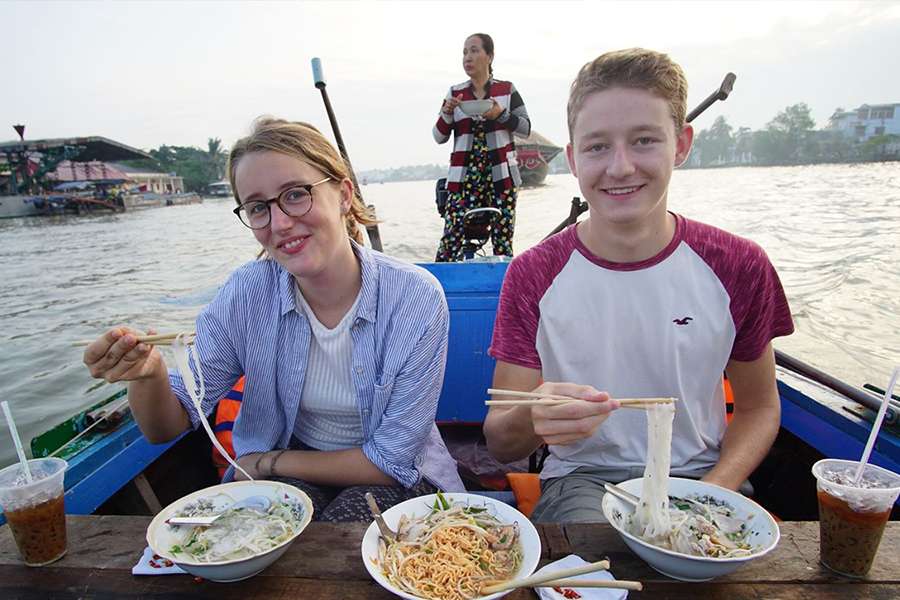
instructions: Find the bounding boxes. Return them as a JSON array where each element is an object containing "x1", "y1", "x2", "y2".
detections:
[{"x1": 82, "y1": 118, "x2": 464, "y2": 520}]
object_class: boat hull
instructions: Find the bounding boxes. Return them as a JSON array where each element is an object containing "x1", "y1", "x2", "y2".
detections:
[{"x1": 0, "y1": 195, "x2": 41, "y2": 218}]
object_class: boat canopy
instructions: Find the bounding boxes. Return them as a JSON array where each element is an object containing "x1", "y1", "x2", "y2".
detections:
[{"x1": 0, "y1": 136, "x2": 151, "y2": 162}]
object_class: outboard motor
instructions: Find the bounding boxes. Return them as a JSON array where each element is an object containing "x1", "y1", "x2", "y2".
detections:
[
  {"x1": 434, "y1": 177, "x2": 501, "y2": 260},
  {"x1": 435, "y1": 178, "x2": 449, "y2": 218},
  {"x1": 461, "y1": 207, "x2": 502, "y2": 260}
]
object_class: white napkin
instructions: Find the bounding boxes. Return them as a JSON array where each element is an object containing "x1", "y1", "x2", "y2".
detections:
[
  {"x1": 132, "y1": 546, "x2": 186, "y2": 575},
  {"x1": 533, "y1": 554, "x2": 628, "y2": 600}
]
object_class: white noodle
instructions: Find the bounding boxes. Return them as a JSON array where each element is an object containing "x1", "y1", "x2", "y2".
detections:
[
  {"x1": 169, "y1": 499, "x2": 304, "y2": 562},
  {"x1": 626, "y1": 402, "x2": 758, "y2": 558},
  {"x1": 633, "y1": 403, "x2": 675, "y2": 542},
  {"x1": 171, "y1": 334, "x2": 253, "y2": 481}
]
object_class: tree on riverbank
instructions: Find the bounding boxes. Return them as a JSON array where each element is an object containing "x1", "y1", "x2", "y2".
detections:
[
  {"x1": 687, "y1": 102, "x2": 898, "y2": 168},
  {"x1": 122, "y1": 137, "x2": 227, "y2": 192}
]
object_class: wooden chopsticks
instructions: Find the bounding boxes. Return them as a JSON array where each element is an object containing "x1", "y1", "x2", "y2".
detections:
[
  {"x1": 480, "y1": 559, "x2": 643, "y2": 594},
  {"x1": 72, "y1": 331, "x2": 196, "y2": 347},
  {"x1": 536, "y1": 579, "x2": 643, "y2": 591},
  {"x1": 486, "y1": 388, "x2": 676, "y2": 409},
  {"x1": 481, "y1": 560, "x2": 609, "y2": 594}
]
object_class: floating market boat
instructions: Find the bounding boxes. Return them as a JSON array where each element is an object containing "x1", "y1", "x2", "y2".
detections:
[
  {"x1": 9, "y1": 68, "x2": 898, "y2": 527},
  {"x1": 514, "y1": 130, "x2": 563, "y2": 187},
  {"x1": 14, "y1": 256, "x2": 899, "y2": 526}
]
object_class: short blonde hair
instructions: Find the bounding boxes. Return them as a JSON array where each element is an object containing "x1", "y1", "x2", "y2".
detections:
[
  {"x1": 567, "y1": 48, "x2": 688, "y2": 141},
  {"x1": 228, "y1": 117, "x2": 376, "y2": 244}
]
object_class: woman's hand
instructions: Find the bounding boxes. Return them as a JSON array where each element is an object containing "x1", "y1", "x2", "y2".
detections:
[
  {"x1": 483, "y1": 99, "x2": 504, "y2": 120},
  {"x1": 442, "y1": 94, "x2": 463, "y2": 115},
  {"x1": 234, "y1": 450, "x2": 287, "y2": 480},
  {"x1": 530, "y1": 382, "x2": 619, "y2": 446},
  {"x1": 234, "y1": 453, "x2": 262, "y2": 481},
  {"x1": 83, "y1": 327, "x2": 164, "y2": 383}
]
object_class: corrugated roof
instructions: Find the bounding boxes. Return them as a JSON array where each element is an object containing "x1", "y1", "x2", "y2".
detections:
[
  {"x1": 48, "y1": 160, "x2": 130, "y2": 182},
  {"x1": 107, "y1": 162, "x2": 172, "y2": 177},
  {"x1": 0, "y1": 136, "x2": 150, "y2": 161}
]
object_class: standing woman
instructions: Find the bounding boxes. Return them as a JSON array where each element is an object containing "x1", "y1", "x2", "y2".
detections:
[
  {"x1": 83, "y1": 118, "x2": 464, "y2": 521},
  {"x1": 433, "y1": 33, "x2": 531, "y2": 262}
]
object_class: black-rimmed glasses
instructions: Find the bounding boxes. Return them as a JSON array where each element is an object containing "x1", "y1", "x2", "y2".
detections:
[{"x1": 233, "y1": 177, "x2": 332, "y2": 229}]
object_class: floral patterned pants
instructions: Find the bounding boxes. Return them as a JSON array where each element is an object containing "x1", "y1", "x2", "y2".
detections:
[{"x1": 436, "y1": 125, "x2": 517, "y2": 262}]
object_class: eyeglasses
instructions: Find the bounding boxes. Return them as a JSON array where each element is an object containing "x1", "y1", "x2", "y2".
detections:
[{"x1": 233, "y1": 177, "x2": 332, "y2": 229}]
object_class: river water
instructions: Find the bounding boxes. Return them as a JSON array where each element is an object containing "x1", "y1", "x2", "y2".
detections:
[{"x1": 1, "y1": 163, "x2": 898, "y2": 468}]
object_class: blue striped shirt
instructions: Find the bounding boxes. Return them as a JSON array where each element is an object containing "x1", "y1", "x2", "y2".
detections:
[{"x1": 168, "y1": 241, "x2": 464, "y2": 492}]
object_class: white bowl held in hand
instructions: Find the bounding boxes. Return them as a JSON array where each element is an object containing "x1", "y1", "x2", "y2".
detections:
[
  {"x1": 361, "y1": 492, "x2": 541, "y2": 600},
  {"x1": 602, "y1": 477, "x2": 780, "y2": 582},
  {"x1": 147, "y1": 480, "x2": 313, "y2": 582},
  {"x1": 459, "y1": 99, "x2": 494, "y2": 116}
]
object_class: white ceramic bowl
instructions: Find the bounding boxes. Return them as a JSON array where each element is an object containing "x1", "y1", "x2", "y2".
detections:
[
  {"x1": 459, "y1": 99, "x2": 494, "y2": 116},
  {"x1": 147, "y1": 480, "x2": 313, "y2": 582},
  {"x1": 361, "y1": 493, "x2": 541, "y2": 600},
  {"x1": 602, "y1": 477, "x2": 779, "y2": 582}
]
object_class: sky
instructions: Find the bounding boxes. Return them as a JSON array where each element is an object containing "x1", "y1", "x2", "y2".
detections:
[{"x1": 3, "y1": 0, "x2": 900, "y2": 170}]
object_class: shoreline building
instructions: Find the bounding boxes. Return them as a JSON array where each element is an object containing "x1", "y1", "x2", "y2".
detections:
[
  {"x1": 828, "y1": 103, "x2": 900, "y2": 142},
  {"x1": 109, "y1": 163, "x2": 184, "y2": 194}
]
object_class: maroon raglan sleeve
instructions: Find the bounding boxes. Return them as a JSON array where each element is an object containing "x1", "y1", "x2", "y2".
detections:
[
  {"x1": 489, "y1": 228, "x2": 577, "y2": 370},
  {"x1": 684, "y1": 218, "x2": 794, "y2": 362},
  {"x1": 489, "y1": 255, "x2": 543, "y2": 370},
  {"x1": 728, "y1": 241, "x2": 794, "y2": 361}
]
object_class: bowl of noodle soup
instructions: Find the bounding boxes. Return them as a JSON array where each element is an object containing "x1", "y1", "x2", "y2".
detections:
[
  {"x1": 361, "y1": 492, "x2": 541, "y2": 600},
  {"x1": 602, "y1": 477, "x2": 780, "y2": 582},
  {"x1": 147, "y1": 480, "x2": 313, "y2": 582}
]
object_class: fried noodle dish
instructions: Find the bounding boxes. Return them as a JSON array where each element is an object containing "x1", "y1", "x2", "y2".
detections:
[{"x1": 376, "y1": 493, "x2": 522, "y2": 600}]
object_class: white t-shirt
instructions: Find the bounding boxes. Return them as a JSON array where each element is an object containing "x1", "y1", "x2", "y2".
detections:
[
  {"x1": 489, "y1": 215, "x2": 793, "y2": 480},
  {"x1": 293, "y1": 284, "x2": 364, "y2": 450}
]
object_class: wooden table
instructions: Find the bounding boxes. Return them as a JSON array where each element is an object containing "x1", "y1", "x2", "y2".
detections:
[{"x1": 1, "y1": 517, "x2": 898, "y2": 598}]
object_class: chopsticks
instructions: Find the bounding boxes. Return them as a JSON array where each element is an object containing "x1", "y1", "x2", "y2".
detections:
[
  {"x1": 537, "y1": 579, "x2": 643, "y2": 591},
  {"x1": 481, "y1": 560, "x2": 609, "y2": 594},
  {"x1": 71, "y1": 331, "x2": 196, "y2": 347},
  {"x1": 486, "y1": 388, "x2": 676, "y2": 409},
  {"x1": 480, "y1": 559, "x2": 643, "y2": 593}
]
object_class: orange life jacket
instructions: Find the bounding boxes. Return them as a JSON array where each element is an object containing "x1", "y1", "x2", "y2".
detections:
[
  {"x1": 724, "y1": 376, "x2": 735, "y2": 423},
  {"x1": 212, "y1": 376, "x2": 243, "y2": 478}
]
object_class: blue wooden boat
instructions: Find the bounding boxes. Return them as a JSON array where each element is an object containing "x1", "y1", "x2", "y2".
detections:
[
  {"x1": 7, "y1": 258, "x2": 897, "y2": 528},
  {"x1": 9, "y1": 68, "x2": 898, "y2": 525}
]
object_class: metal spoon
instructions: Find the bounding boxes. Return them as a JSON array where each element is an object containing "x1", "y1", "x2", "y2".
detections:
[
  {"x1": 603, "y1": 482, "x2": 709, "y2": 513},
  {"x1": 365, "y1": 492, "x2": 396, "y2": 541},
  {"x1": 603, "y1": 482, "x2": 640, "y2": 508},
  {"x1": 167, "y1": 495, "x2": 272, "y2": 527}
]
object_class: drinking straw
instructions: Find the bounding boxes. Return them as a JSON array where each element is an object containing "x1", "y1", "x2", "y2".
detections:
[
  {"x1": 1, "y1": 400, "x2": 33, "y2": 483},
  {"x1": 854, "y1": 366, "x2": 900, "y2": 485}
]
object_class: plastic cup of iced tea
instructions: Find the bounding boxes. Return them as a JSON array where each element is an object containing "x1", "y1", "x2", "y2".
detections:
[
  {"x1": 812, "y1": 458, "x2": 900, "y2": 578},
  {"x1": 0, "y1": 457, "x2": 68, "y2": 566}
]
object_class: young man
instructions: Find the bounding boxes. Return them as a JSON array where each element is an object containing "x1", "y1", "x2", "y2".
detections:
[{"x1": 484, "y1": 49, "x2": 794, "y2": 522}]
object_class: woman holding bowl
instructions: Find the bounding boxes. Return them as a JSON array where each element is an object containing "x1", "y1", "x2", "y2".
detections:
[{"x1": 433, "y1": 33, "x2": 531, "y2": 262}]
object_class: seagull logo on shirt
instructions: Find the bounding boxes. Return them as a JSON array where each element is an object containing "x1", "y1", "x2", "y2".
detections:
[{"x1": 673, "y1": 317, "x2": 693, "y2": 326}]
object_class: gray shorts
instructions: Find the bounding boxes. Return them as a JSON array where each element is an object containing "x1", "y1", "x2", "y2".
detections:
[
  {"x1": 530, "y1": 467, "x2": 639, "y2": 523},
  {"x1": 530, "y1": 466, "x2": 752, "y2": 523}
]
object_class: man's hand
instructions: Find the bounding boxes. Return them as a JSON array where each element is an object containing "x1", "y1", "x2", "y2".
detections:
[{"x1": 530, "y1": 382, "x2": 619, "y2": 446}]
